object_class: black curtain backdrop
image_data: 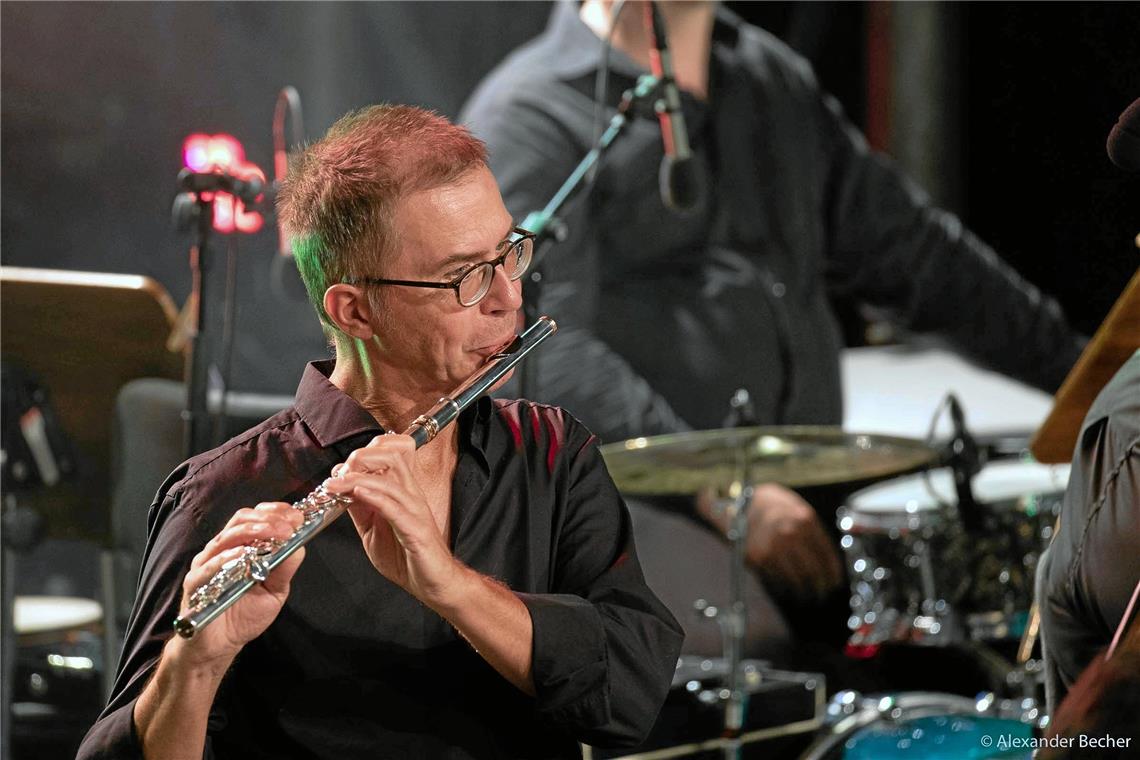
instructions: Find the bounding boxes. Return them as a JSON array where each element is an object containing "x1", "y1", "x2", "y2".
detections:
[
  {"x1": 2, "y1": 1, "x2": 1137, "y2": 397},
  {"x1": 962, "y1": 3, "x2": 1140, "y2": 338}
]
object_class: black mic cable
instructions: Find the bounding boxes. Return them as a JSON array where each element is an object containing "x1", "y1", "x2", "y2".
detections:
[
  {"x1": 270, "y1": 86, "x2": 310, "y2": 304},
  {"x1": 273, "y1": 85, "x2": 305, "y2": 257},
  {"x1": 587, "y1": 0, "x2": 629, "y2": 189}
]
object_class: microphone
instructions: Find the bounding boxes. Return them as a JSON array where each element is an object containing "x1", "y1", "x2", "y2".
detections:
[
  {"x1": 644, "y1": 2, "x2": 699, "y2": 212},
  {"x1": 1107, "y1": 97, "x2": 1140, "y2": 172},
  {"x1": 178, "y1": 168, "x2": 266, "y2": 207},
  {"x1": 943, "y1": 394, "x2": 983, "y2": 533}
]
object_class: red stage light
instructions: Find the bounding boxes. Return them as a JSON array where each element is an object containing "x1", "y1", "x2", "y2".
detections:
[
  {"x1": 181, "y1": 133, "x2": 265, "y2": 234},
  {"x1": 183, "y1": 134, "x2": 212, "y2": 172}
]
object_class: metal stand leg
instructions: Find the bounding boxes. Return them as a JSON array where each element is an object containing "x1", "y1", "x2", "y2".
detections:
[
  {"x1": 693, "y1": 484, "x2": 755, "y2": 760},
  {"x1": 1, "y1": 536, "x2": 15, "y2": 760},
  {"x1": 1, "y1": 492, "x2": 43, "y2": 760},
  {"x1": 722, "y1": 486, "x2": 752, "y2": 760},
  {"x1": 99, "y1": 548, "x2": 119, "y2": 700}
]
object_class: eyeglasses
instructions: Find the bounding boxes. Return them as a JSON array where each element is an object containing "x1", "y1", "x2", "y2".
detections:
[{"x1": 351, "y1": 227, "x2": 535, "y2": 307}]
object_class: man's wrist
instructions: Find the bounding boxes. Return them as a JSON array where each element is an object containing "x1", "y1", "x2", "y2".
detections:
[
  {"x1": 161, "y1": 633, "x2": 237, "y2": 685},
  {"x1": 425, "y1": 561, "x2": 483, "y2": 620}
]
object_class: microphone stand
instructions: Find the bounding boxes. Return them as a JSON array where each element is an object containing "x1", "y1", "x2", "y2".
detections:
[
  {"x1": 516, "y1": 73, "x2": 665, "y2": 401},
  {"x1": 173, "y1": 170, "x2": 268, "y2": 458},
  {"x1": 182, "y1": 194, "x2": 216, "y2": 458}
]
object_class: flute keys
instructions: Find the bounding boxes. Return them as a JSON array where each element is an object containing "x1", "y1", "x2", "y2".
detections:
[
  {"x1": 294, "y1": 485, "x2": 352, "y2": 523},
  {"x1": 249, "y1": 557, "x2": 270, "y2": 583},
  {"x1": 251, "y1": 538, "x2": 281, "y2": 555},
  {"x1": 188, "y1": 557, "x2": 244, "y2": 609}
]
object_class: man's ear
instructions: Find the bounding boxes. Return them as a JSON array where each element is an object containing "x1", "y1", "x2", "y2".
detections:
[{"x1": 323, "y1": 284, "x2": 375, "y2": 340}]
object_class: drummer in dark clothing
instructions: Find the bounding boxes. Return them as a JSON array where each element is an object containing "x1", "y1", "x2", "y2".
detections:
[{"x1": 461, "y1": 0, "x2": 1084, "y2": 654}]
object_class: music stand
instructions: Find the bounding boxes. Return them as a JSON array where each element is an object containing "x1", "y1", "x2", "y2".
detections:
[{"x1": 0, "y1": 266, "x2": 183, "y2": 697}]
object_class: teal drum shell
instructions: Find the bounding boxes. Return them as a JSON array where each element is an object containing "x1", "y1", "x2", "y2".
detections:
[
  {"x1": 801, "y1": 692, "x2": 1039, "y2": 760},
  {"x1": 838, "y1": 713, "x2": 1032, "y2": 760}
]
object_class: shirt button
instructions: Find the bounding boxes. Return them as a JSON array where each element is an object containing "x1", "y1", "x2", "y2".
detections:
[{"x1": 771, "y1": 282, "x2": 786, "y2": 298}]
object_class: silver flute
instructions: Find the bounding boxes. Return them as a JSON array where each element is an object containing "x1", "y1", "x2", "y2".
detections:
[{"x1": 173, "y1": 316, "x2": 558, "y2": 639}]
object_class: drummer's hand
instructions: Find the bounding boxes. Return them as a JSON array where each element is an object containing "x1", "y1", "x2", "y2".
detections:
[
  {"x1": 324, "y1": 434, "x2": 463, "y2": 608},
  {"x1": 699, "y1": 483, "x2": 843, "y2": 602},
  {"x1": 173, "y1": 503, "x2": 306, "y2": 670}
]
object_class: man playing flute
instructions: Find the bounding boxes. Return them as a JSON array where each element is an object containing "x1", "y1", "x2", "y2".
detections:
[{"x1": 78, "y1": 104, "x2": 683, "y2": 760}]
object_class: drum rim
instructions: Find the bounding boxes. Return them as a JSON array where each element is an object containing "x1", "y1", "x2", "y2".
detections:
[{"x1": 801, "y1": 691, "x2": 1035, "y2": 760}]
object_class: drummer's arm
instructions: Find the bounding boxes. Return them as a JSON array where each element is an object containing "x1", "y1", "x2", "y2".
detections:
[{"x1": 697, "y1": 483, "x2": 843, "y2": 600}]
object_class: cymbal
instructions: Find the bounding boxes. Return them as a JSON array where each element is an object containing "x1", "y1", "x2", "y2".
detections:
[{"x1": 600, "y1": 426, "x2": 938, "y2": 495}]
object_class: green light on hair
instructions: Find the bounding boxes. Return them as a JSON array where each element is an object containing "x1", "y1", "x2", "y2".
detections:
[
  {"x1": 291, "y1": 233, "x2": 332, "y2": 325},
  {"x1": 354, "y1": 337, "x2": 374, "y2": 381}
]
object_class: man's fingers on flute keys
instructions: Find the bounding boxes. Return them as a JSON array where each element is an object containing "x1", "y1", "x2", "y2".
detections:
[{"x1": 191, "y1": 503, "x2": 302, "y2": 570}]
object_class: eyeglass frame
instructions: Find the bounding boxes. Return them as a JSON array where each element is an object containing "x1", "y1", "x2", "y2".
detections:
[{"x1": 346, "y1": 226, "x2": 535, "y2": 307}]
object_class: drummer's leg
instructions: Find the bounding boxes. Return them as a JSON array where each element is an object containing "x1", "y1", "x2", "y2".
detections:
[
  {"x1": 628, "y1": 497, "x2": 904, "y2": 695},
  {"x1": 625, "y1": 497, "x2": 794, "y2": 660}
]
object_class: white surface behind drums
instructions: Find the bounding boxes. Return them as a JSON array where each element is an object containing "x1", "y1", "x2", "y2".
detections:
[
  {"x1": 850, "y1": 461, "x2": 1072, "y2": 514},
  {"x1": 841, "y1": 345, "x2": 1055, "y2": 440}
]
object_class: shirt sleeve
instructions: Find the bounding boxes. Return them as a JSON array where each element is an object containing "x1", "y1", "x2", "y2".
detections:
[
  {"x1": 462, "y1": 79, "x2": 693, "y2": 443},
  {"x1": 1041, "y1": 363, "x2": 1140, "y2": 706},
  {"x1": 810, "y1": 66, "x2": 1084, "y2": 392},
  {"x1": 517, "y1": 417, "x2": 684, "y2": 747},
  {"x1": 76, "y1": 473, "x2": 223, "y2": 760}
]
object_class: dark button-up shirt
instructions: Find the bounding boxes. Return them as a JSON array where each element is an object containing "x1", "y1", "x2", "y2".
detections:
[
  {"x1": 461, "y1": 2, "x2": 1083, "y2": 443},
  {"x1": 1041, "y1": 349, "x2": 1140, "y2": 709},
  {"x1": 77, "y1": 361, "x2": 683, "y2": 759}
]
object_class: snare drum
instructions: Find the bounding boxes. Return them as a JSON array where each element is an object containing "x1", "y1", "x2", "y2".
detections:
[
  {"x1": 800, "y1": 691, "x2": 1040, "y2": 760},
  {"x1": 839, "y1": 460, "x2": 1069, "y2": 646}
]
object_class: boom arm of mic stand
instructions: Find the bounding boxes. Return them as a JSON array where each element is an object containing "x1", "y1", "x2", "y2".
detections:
[{"x1": 517, "y1": 74, "x2": 662, "y2": 400}]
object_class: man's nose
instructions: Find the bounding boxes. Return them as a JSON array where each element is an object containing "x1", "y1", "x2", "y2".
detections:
[{"x1": 481, "y1": 262, "x2": 523, "y2": 314}]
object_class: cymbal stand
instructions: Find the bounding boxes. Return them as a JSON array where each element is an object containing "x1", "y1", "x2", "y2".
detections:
[
  {"x1": 722, "y1": 482, "x2": 753, "y2": 759},
  {"x1": 697, "y1": 443, "x2": 754, "y2": 759}
]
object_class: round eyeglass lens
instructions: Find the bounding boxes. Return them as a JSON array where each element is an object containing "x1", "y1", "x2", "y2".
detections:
[
  {"x1": 458, "y1": 265, "x2": 493, "y2": 306},
  {"x1": 506, "y1": 238, "x2": 533, "y2": 279}
]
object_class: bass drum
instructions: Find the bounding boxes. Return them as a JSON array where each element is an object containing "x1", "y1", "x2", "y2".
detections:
[{"x1": 800, "y1": 691, "x2": 1040, "y2": 760}]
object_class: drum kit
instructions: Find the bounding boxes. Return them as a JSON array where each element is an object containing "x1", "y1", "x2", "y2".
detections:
[{"x1": 589, "y1": 422, "x2": 1063, "y2": 759}]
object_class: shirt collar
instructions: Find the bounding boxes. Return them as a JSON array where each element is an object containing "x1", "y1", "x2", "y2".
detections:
[
  {"x1": 293, "y1": 361, "x2": 382, "y2": 448},
  {"x1": 292, "y1": 359, "x2": 496, "y2": 471},
  {"x1": 540, "y1": 0, "x2": 744, "y2": 81}
]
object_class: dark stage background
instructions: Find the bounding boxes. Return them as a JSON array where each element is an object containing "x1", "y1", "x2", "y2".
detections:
[{"x1": 3, "y1": 1, "x2": 1138, "y2": 398}]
